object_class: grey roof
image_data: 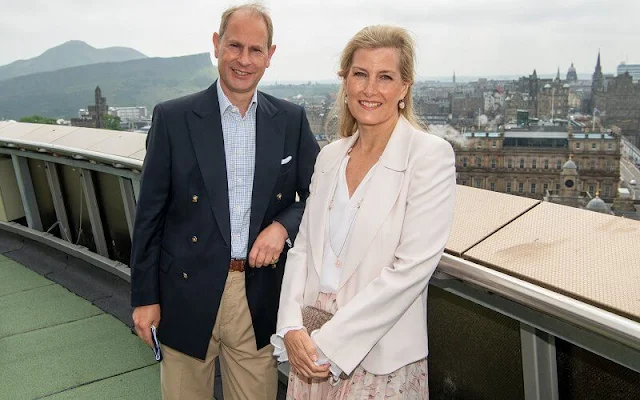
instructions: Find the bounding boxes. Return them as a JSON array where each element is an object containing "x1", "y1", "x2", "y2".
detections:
[
  {"x1": 563, "y1": 159, "x2": 578, "y2": 169},
  {"x1": 586, "y1": 196, "x2": 609, "y2": 213},
  {"x1": 506, "y1": 131, "x2": 568, "y2": 139}
]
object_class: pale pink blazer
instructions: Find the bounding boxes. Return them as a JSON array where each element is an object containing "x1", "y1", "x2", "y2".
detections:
[{"x1": 276, "y1": 116, "x2": 456, "y2": 375}]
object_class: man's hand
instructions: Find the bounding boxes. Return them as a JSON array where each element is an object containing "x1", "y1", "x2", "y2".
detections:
[
  {"x1": 133, "y1": 304, "x2": 161, "y2": 347},
  {"x1": 284, "y1": 329, "x2": 330, "y2": 379},
  {"x1": 248, "y1": 221, "x2": 288, "y2": 268}
]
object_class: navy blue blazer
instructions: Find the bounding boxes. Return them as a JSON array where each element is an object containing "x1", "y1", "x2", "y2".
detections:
[{"x1": 130, "y1": 82, "x2": 319, "y2": 360}]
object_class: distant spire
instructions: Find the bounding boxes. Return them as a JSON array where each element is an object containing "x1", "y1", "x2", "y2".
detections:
[
  {"x1": 556, "y1": 67, "x2": 560, "y2": 80},
  {"x1": 532, "y1": 69, "x2": 538, "y2": 78},
  {"x1": 592, "y1": 50, "x2": 604, "y2": 92},
  {"x1": 453, "y1": 71, "x2": 456, "y2": 84}
]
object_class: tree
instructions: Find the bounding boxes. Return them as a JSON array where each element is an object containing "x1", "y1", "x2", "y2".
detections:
[
  {"x1": 103, "y1": 114, "x2": 122, "y2": 131},
  {"x1": 19, "y1": 115, "x2": 57, "y2": 124}
]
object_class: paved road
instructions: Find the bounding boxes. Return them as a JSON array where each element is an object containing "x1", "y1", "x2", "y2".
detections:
[{"x1": 620, "y1": 158, "x2": 640, "y2": 200}]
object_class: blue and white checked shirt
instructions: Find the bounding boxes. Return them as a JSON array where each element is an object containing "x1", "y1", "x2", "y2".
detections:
[{"x1": 217, "y1": 80, "x2": 258, "y2": 259}]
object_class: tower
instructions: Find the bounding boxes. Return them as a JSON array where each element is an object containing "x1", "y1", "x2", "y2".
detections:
[
  {"x1": 592, "y1": 51, "x2": 604, "y2": 92},
  {"x1": 591, "y1": 51, "x2": 605, "y2": 114},
  {"x1": 560, "y1": 155, "x2": 579, "y2": 198},
  {"x1": 566, "y1": 62, "x2": 578, "y2": 83}
]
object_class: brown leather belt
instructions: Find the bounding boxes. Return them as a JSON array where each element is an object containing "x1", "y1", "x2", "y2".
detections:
[{"x1": 229, "y1": 259, "x2": 246, "y2": 272}]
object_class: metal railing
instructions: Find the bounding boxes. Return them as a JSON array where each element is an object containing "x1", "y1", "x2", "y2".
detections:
[{"x1": 1, "y1": 121, "x2": 639, "y2": 399}]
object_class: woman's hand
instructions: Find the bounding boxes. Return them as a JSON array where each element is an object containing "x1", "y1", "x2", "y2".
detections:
[{"x1": 284, "y1": 329, "x2": 330, "y2": 379}]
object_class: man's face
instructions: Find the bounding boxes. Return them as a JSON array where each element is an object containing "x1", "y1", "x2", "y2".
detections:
[{"x1": 213, "y1": 11, "x2": 276, "y2": 100}]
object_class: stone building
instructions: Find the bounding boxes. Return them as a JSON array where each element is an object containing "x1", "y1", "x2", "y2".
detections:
[
  {"x1": 592, "y1": 55, "x2": 640, "y2": 146},
  {"x1": 504, "y1": 92, "x2": 535, "y2": 121},
  {"x1": 71, "y1": 86, "x2": 108, "y2": 129},
  {"x1": 450, "y1": 92, "x2": 484, "y2": 120},
  {"x1": 537, "y1": 72, "x2": 571, "y2": 119},
  {"x1": 600, "y1": 73, "x2": 640, "y2": 133},
  {"x1": 454, "y1": 125, "x2": 621, "y2": 202}
]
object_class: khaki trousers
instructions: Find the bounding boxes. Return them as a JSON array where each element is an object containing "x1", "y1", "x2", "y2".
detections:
[{"x1": 160, "y1": 271, "x2": 278, "y2": 400}]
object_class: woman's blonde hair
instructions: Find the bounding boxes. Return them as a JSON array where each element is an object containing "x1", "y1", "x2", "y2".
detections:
[{"x1": 327, "y1": 25, "x2": 423, "y2": 138}]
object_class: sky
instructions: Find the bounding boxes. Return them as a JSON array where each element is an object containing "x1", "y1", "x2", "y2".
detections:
[{"x1": 1, "y1": 0, "x2": 639, "y2": 82}]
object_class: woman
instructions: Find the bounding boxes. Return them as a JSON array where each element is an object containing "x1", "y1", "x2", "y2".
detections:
[{"x1": 271, "y1": 25, "x2": 456, "y2": 399}]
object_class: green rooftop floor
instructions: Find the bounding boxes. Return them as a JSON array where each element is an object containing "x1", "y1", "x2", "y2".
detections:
[{"x1": 0, "y1": 254, "x2": 160, "y2": 400}]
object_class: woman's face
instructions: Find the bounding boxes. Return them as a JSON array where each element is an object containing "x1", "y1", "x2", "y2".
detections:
[{"x1": 345, "y1": 47, "x2": 409, "y2": 130}]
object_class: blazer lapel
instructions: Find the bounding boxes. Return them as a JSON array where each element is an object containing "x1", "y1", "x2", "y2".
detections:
[
  {"x1": 187, "y1": 83, "x2": 231, "y2": 248},
  {"x1": 248, "y1": 93, "x2": 286, "y2": 246},
  {"x1": 337, "y1": 117, "x2": 414, "y2": 290},
  {"x1": 308, "y1": 135, "x2": 358, "y2": 277}
]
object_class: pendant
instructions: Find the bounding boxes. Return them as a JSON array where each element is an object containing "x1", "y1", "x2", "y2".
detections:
[{"x1": 335, "y1": 259, "x2": 341, "y2": 268}]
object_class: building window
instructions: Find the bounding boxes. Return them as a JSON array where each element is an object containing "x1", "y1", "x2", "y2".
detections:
[
  {"x1": 490, "y1": 182, "x2": 496, "y2": 191},
  {"x1": 508, "y1": 159, "x2": 513, "y2": 169},
  {"x1": 588, "y1": 185, "x2": 595, "y2": 196},
  {"x1": 506, "y1": 181, "x2": 512, "y2": 193},
  {"x1": 576, "y1": 142, "x2": 581, "y2": 149},
  {"x1": 462, "y1": 179, "x2": 468, "y2": 186},
  {"x1": 475, "y1": 157, "x2": 482, "y2": 167},
  {"x1": 492, "y1": 140, "x2": 497, "y2": 148},
  {"x1": 590, "y1": 161, "x2": 596, "y2": 170},
  {"x1": 606, "y1": 161, "x2": 612, "y2": 171},
  {"x1": 591, "y1": 143, "x2": 597, "y2": 150},
  {"x1": 520, "y1": 159, "x2": 525, "y2": 168},
  {"x1": 608, "y1": 143, "x2": 613, "y2": 150},
  {"x1": 477, "y1": 141, "x2": 483, "y2": 148},
  {"x1": 462, "y1": 157, "x2": 468, "y2": 167},
  {"x1": 604, "y1": 186, "x2": 611, "y2": 197},
  {"x1": 530, "y1": 183, "x2": 536, "y2": 194},
  {"x1": 544, "y1": 160, "x2": 549, "y2": 169},
  {"x1": 532, "y1": 159, "x2": 537, "y2": 169},
  {"x1": 491, "y1": 159, "x2": 497, "y2": 169},
  {"x1": 518, "y1": 182, "x2": 524, "y2": 193},
  {"x1": 475, "y1": 179, "x2": 482, "y2": 188},
  {"x1": 543, "y1": 183, "x2": 549, "y2": 192},
  {"x1": 556, "y1": 160, "x2": 562, "y2": 169},
  {"x1": 556, "y1": 183, "x2": 561, "y2": 191}
]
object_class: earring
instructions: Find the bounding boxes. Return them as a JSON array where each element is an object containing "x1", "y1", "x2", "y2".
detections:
[
  {"x1": 398, "y1": 99, "x2": 405, "y2": 110},
  {"x1": 344, "y1": 95, "x2": 348, "y2": 104}
]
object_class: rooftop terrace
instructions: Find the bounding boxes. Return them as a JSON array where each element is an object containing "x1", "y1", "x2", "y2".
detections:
[{"x1": 0, "y1": 121, "x2": 638, "y2": 399}]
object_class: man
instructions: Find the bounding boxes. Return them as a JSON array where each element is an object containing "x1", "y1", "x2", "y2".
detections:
[{"x1": 130, "y1": 4, "x2": 319, "y2": 399}]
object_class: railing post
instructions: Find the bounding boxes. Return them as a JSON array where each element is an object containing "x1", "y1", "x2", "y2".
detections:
[
  {"x1": 119, "y1": 177, "x2": 136, "y2": 240},
  {"x1": 44, "y1": 161, "x2": 72, "y2": 242},
  {"x1": 520, "y1": 323, "x2": 559, "y2": 400},
  {"x1": 131, "y1": 178, "x2": 141, "y2": 204},
  {"x1": 11, "y1": 155, "x2": 43, "y2": 231},
  {"x1": 81, "y1": 169, "x2": 109, "y2": 258}
]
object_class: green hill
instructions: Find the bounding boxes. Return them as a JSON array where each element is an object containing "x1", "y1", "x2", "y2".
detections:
[
  {"x1": 0, "y1": 40, "x2": 147, "y2": 81},
  {"x1": 0, "y1": 53, "x2": 218, "y2": 119}
]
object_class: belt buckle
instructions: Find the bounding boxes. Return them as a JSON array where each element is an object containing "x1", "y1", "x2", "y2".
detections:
[{"x1": 230, "y1": 258, "x2": 245, "y2": 272}]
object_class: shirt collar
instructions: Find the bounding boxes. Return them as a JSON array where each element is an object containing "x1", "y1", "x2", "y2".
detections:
[{"x1": 216, "y1": 79, "x2": 258, "y2": 116}]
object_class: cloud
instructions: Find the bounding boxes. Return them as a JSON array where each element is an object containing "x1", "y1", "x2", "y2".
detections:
[{"x1": 1, "y1": 0, "x2": 639, "y2": 81}]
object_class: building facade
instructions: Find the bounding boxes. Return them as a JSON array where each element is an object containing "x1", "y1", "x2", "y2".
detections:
[
  {"x1": 71, "y1": 86, "x2": 108, "y2": 129},
  {"x1": 454, "y1": 127, "x2": 621, "y2": 202},
  {"x1": 108, "y1": 106, "x2": 147, "y2": 122},
  {"x1": 617, "y1": 63, "x2": 640, "y2": 81},
  {"x1": 592, "y1": 54, "x2": 640, "y2": 147}
]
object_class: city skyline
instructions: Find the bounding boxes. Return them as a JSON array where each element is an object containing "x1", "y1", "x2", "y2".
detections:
[{"x1": 2, "y1": 0, "x2": 639, "y2": 81}]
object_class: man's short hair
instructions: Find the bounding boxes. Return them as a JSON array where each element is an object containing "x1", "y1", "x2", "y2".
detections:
[{"x1": 219, "y1": 3, "x2": 274, "y2": 47}]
